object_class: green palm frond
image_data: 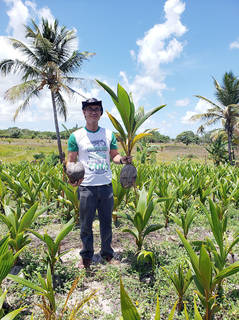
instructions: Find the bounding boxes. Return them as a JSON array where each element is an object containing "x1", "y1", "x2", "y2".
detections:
[
  {"x1": 58, "y1": 81, "x2": 73, "y2": 95},
  {"x1": 13, "y1": 85, "x2": 42, "y2": 121},
  {"x1": 194, "y1": 72, "x2": 239, "y2": 164},
  {"x1": 57, "y1": 31, "x2": 78, "y2": 58},
  {"x1": 192, "y1": 113, "x2": 219, "y2": 121},
  {"x1": 215, "y1": 72, "x2": 239, "y2": 106},
  {"x1": 25, "y1": 19, "x2": 41, "y2": 38},
  {"x1": 13, "y1": 60, "x2": 41, "y2": 79},
  {"x1": 5, "y1": 80, "x2": 40, "y2": 103},
  {"x1": 194, "y1": 95, "x2": 221, "y2": 110},
  {"x1": 62, "y1": 76, "x2": 84, "y2": 82},
  {"x1": 34, "y1": 41, "x2": 57, "y2": 66},
  {"x1": 21, "y1": 66, "x2": 41, "y2": 82},
  {"x1": 204, "y1": 117, "x2": 223, "y2": 126},
  {"x1": 54, "y1": 91, "x2": 67, "y2": 121},
  {"x1": 65, "y1": 85, "x2": 87, "y2": 99},
  {"x1": 9, "y1": 38, "x2": 40, "y2": 64},
  {"x1": 60, "y1": 51, "x2": 92, "y2": 73},
  {"x1": 0, "y1": 59, "x2": 15, "y2": 75},
  {"x1": 0, "y1": 58, "x2": 40, "y2": 80},
  {"x1": 25, "y1": 25, "x2": 38, "y2": 39}
]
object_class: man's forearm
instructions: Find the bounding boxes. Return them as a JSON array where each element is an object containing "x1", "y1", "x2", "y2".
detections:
[{"x1": 112, "y1": 153, "x2": 122, "y2": 164}]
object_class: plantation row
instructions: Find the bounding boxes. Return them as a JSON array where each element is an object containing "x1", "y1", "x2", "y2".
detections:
[{"x1": 0, "y1": 160, "x2": 239, "y2": 319}]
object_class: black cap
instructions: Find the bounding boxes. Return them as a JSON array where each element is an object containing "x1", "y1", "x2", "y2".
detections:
[{"x1": 82, "y1": 98, "x2": 103, "y2": 114}]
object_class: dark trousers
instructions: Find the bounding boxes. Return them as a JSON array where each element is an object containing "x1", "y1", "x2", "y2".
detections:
[{"x1": 78, "y1": 183, "x2": 114, "y2": 259}]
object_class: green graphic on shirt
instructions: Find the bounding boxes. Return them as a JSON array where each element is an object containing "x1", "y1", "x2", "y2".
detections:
[{"x1": 87, "y1": 139, "x2": 109, "y2": 174}]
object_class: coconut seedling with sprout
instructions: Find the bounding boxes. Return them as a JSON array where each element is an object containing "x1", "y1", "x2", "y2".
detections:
[{"x1": 96, "y1": 80, "x2": 166, "y2": 188}]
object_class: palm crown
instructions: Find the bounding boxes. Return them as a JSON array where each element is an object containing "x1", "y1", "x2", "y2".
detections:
[
  {"x1": 0, "y1": 18, "x2": 94, "y2": 161},
  {"x1": 191, "y1": 72, "x2": 239, "y2": 164}
]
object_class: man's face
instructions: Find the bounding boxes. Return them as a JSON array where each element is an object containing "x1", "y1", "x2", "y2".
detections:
[{"x1": 83, "y1": 105, "x2": 102, "y2": 123}]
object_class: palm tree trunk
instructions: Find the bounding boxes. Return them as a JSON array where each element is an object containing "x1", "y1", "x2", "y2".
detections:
[
  {"x1": 227, "y1": 127, "x2": 233, "y2": 165},
  {"x1": 51, "y1": 90, "x2": 64, "y2": 163}
]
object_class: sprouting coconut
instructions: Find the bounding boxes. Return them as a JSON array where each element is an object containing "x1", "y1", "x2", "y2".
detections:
[
  {"x1": 66, "y1": 162, "x2": 85, "y2": 184},
  {"x1": 96, "y1": 80, "x2": 166, "y2": 188},
  {"x1": 120, "y1": 163, "x2": 137, "y2": 188}
]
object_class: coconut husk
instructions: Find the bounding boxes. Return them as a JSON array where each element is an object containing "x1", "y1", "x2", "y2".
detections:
[
  {"x1": 120, "y1": 164, "x2": 137, "y2": 188},
  {"x1": 66, "y1": 162, "x2": 85, "y2": 184}
]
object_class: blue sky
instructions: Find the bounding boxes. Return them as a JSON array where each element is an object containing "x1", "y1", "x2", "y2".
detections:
[{"x1": 0, "y1": 0, "x2": 239, "y2": 138}]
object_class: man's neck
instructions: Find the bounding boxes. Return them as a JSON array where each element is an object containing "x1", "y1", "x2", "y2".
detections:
[{"x1": 85, "y1": 122, "x2": 99, "y2": 132}]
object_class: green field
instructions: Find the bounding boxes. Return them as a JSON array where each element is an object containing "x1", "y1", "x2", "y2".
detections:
[
  {"x1": 0, "y1": 158, "x2": 239, "y2": 319},
  {"x1": 0, "y1": 138, "x2": 68, "y2": 162},
  {"x1": 0, "y1": 138, "x2": 209, "y2": 163}
]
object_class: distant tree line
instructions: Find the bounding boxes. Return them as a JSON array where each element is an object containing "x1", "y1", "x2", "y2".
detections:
[
  {"x1": 0, "y1": 125, "x2": 79, "y2": 140},
  {"x1": 0, "y1": 127, "x2": 215, "y2": 145}
]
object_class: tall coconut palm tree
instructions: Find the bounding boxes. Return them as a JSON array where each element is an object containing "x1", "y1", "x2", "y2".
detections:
[
  {"x1": 0, "y1": 18, "x2": 94, "y2": 162},
  {"x1": 191, "y1": 72, "x2": 239, "y2": 164}
]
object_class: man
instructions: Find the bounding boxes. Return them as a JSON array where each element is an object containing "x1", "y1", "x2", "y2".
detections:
[{"x1": 67, "y1": 98, "x2": 131, "y2": 269}]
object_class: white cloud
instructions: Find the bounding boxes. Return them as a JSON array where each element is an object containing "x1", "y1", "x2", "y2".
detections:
[
  {"x1": 37, "y1": 7, "x2": 55, "y2": 24},
  {"x1": 181, "y1": 99, "x2": 211, "y2": 124},
  {"x1": 195, "y1": 99, "x2": 211, "y2": 113},
  {"x1": 5, "y1": 0, "x2": 30, "y2": 40},
  {"x1": 0, "y1": 36, "x2": 24, "y2": 60},
  {"x1": 176, "y1": 98, "x2": 190, "y2": 106},
  {"x1": 230, "y1": 39, "x2": 239, "y2": 49},
  {"x1": 120, "y1": 0, "x2": 187, "y2": 105},
  {"x1": 120, "y1": 71, "x2": 166, "y2": 105},
  {"x1": 4, "y1": 0, "x2": 55, "y2": 39},
  {"x1": 181, "y1": 111, "x2": 197, "y2": 124}
]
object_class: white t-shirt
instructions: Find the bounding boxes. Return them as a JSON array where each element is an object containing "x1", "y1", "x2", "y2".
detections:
[{"x1": 68, "y1": 127, "x2": 117, "y2": 186}]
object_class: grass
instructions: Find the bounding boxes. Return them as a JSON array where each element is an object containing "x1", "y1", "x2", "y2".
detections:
[
  {"x1": 0, "y1": 138, "x2": 208, "y2": 163},
  {"x1": 0, "y1": 138, "x2": 68, "y2": 162},
  {"x1": 155, "y1": 143, "x2": 209, "y2": 162}
]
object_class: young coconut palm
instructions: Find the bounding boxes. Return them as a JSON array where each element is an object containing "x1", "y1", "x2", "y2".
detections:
[
  {"x1": 191, "y1": 72, "x2": 239, "y2": 165},
  {"x1": 96, "y1": 80, "x2": 166, "y2": 188},
  {"x1": 120, "y1": 278, "x2": 177, "y2": 320},
  {"x1": 0, "y1": 19, "x2": 94, "y2": 162}
]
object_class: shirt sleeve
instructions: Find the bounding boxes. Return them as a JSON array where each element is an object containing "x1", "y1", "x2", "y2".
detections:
[
  {"x1": 68, "y1": 133, "x2": 78, "y2": 152},
  {"x1": 110, "y1": 132, "x2": 118, "y2": 150}
]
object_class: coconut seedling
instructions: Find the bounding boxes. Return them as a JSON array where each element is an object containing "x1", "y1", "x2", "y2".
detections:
[
  {"x1": 120, "y1": 278, "x2": 178, "y2": 320},
  {"x1": 162, "y1": 262, "x2": 192, "y2": 313},
  {"x1": 29, "y1": 218, "x2": 75, "y2": 287},
  {"x1": 118, "y1": 182, "x2": 163, "y2": 251},
  {"x1": 8, "y1": 265, "x2": 97, "y2": 320},
  {"x1": 0, "y1": 203, "x2": 51, "y2": 255},
  {"x1": 177, "y1": 229, "x2": 239, "y2": 320},
  {"x1": 96, "y1": 80, "x2": 166, "y2": 188}
]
